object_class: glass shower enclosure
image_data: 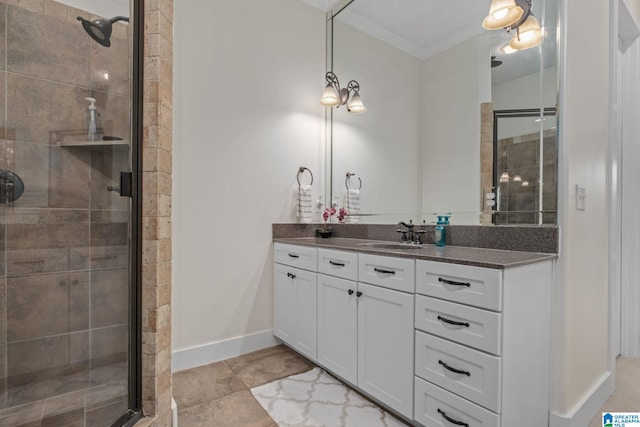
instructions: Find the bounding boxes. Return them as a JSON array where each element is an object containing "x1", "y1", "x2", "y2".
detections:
[{"x1": 0, "y1": 0, "x2": 140, "y2": 425}]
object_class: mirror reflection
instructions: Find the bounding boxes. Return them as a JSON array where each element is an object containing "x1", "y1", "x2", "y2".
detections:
[{"x1": 327, "y1": 0, "x2": 558, "y2": 225}]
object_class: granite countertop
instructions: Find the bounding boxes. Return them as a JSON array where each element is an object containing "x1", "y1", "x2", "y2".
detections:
[{"x1": 273, "y1": 237, "x2": 557, "y2": 269}]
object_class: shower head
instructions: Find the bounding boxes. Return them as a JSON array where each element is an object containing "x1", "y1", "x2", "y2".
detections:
[{"x1": 76, "y1": 15, "x2": 129, "y2": 47}]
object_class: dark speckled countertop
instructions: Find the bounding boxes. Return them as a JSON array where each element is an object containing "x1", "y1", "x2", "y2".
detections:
[{"x1": 273, "y1": 237, "x2": 556, "y2": 269}]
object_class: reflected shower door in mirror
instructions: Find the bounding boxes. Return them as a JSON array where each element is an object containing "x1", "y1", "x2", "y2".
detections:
[
  {"x1": 326, "y1": 0, "x2": 558, "y2": 225},
  {"x1": 490, "y1": 109, "x2": 557, "y2": 225}
]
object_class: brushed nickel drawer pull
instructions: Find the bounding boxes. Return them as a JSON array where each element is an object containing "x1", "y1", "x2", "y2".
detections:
[{"x1": 438, "y1": 360, "x2": 471, "y2": 376}]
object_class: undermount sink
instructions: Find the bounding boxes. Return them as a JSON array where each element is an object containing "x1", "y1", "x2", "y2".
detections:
[{"x1": 357, "y1": 242, "x2": 424, "y2": 250}]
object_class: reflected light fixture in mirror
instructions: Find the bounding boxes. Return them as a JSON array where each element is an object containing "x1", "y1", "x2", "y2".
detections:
[
  {"x1": 482, "y1": 0, "x2": 524, "y2": 29},
  {"x1": 320, "y1": 71, "x2": 366, "y2": 114},
  {"x1": 483, "y1": 0, "x2": 542, "y2": 51}
]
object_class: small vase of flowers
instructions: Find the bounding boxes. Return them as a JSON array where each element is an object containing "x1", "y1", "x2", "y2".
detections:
[{"x1": 317, "y1": 207, "x2": 347, "y2": 238}]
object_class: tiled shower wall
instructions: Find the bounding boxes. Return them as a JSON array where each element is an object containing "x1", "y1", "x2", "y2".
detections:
[{"x1": 0, "y1": 1, "x2": 131, "y2": 424}]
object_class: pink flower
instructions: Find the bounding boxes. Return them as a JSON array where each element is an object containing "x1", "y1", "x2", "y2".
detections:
[{"x1": 337, "y1": 208, "x2": 348, "y2": 223}]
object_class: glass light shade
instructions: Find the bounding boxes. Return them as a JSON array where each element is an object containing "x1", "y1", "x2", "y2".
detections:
[
  {"x1": 509, "y1": 15, "x2": 542, "y2": 50},
  {"x1": 347, "y1": 93, "x2": 366, "y2": 114},
  {"x1": 482, "y1": 0, "x2": 524, "y2": 30},
  {"x1": 320, "y1": 84, "x2": 340, "y2": 106},
  {"x1": 500, "y1": 43, "x2": 517, "y2": 54},
  {"x1": 522, "y1": 181, "x2": 529, "y2": 186},
  {"x1": 513, "y1": 175, "x2": 522, "y2": 182},
  {"x1": 500, "y1": 172, "x2": 510, "y2": 183}
]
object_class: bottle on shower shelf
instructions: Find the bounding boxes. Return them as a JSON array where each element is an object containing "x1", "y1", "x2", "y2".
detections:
[{"x1": 85, "y1": 97, "x2": 99, "y2": 141}]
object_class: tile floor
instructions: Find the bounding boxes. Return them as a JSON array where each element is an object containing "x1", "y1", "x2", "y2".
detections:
[
  {"x1": 174, "y1": 346, "x2": 640, "y2": 427},
  {"x1": 172, "y1": 345, "x2": 315, "y2": 427},
  {"x1": 588, "y1": 357, "x2": 640, "y2": 427}
]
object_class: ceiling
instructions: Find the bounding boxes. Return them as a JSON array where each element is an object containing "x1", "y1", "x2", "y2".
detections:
[{"x1": 301, "y1": 0, "x2": 557, "y2": 85}]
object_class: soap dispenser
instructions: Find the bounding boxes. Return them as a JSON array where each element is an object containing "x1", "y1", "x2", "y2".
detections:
[
  {"x1": 434, "y1": 214, "x2": 450, "y2": 247},
  {"x1": 85, "y1": 97, "x2": 99, "y2": 141}
]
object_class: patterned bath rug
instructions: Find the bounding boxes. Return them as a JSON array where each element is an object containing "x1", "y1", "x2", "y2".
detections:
[{"x1": 250, "y1": 367, "x2": 409, "y2": 427}]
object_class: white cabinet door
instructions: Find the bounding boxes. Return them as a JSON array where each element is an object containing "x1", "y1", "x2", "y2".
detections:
[
  {"x1": 274, "y1": 263, "x2": 295, "y2": 344},
  {"x1": 357, "y1": 283, "x2": 414, "y2": 419},
  {"x1": 274, "y1": 264, "x2": 317, "y2": 361},
  {"x1": 317, "y1": 274, "x2": 357, "y2": 384}
]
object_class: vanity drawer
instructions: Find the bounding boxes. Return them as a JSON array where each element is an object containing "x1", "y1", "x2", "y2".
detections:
[
  {"x1": 415, "y1": 295, "x2": 502, "y2": 355},
  {"x1": 416, "y1": 260, "x2": 502, "y2": 311},
  {"x1": 358, "y1": 253, "x2": 415, "y2": 293},
  {"x1": 414, "y1": 376, "x2": 500, "y2": 427},
  {"x1": 415, "y1": 331, "x2": 501, "y2": 412},
  {"x1": 318, "y1": 248, "x2": 358, "y2": 281},
  {"x1": 274, "y1": 243, "x2": 317, "y2": 271}
]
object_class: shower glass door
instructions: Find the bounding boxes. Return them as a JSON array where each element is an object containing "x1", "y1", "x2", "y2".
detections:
[{"x1": 0, "y1": 0, "x2": 139, "y2": 425}]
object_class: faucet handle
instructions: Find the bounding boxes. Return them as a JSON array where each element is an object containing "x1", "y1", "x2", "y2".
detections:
[{"x1": 396, "y1": 229, "x2": 408, "y2": 242}]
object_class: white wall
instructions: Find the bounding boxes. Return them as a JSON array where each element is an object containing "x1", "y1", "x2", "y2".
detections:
[
  {"x1": 420, "y1": 35, "x2": 491, "y2": 224},
  {"x1": 492, "y1": 66, "x2": 558, "y2": 138},
  {"x1": 331, "y1": 21, "x2": 420, "y2": 219},
  {"x1": 551, "y1": 0, "x2": 611, "y2": 422},
  {"x1": 172, "y1": 0, "x2": 325, "y2": 365}
]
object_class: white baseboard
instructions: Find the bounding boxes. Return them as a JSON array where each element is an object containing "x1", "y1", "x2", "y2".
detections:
[
  {"x1": 172, "y1": 329, "x2": 278, "y2": 372},
  {"x1": 550, "y1": 371, "x2": 615, "y2": 427}
]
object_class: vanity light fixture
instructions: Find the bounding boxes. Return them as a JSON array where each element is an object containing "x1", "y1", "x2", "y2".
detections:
[
  {"x1": 522, "y1": 180, "x2": 530, "y2": 186},
  {"x1": 483, "y1": 0, "x2": 542, "y2": 51},
  {"x1": 500, "y1": 172, "x2": 510, "y2": 183},
  {"x1": 320, "y1": 71, "x2": 366, "y2": 114},
  {"x1": 513, "y1": 174, "x2": 522, "y2": 182}
]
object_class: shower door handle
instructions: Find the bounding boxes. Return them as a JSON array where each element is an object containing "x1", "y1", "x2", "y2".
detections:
[
  {"x1": 108, "y1": 172, "x2": 133, "y2": 197},
  {"x1": 119, "y1": 172, "x2": 133, "y2": 197}
]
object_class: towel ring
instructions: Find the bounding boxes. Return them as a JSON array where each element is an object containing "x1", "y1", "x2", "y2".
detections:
[
  {"x1": 297, "y1": 166, "x2": 313, "y2": 186},
  {"x1": 345, "y1": 172, "x2": 362, "y2": 190}
]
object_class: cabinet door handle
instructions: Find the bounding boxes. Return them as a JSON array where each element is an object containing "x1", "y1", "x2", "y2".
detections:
[
  {"x1": 329, "y1": 260, "x2": 345, "y2": 267},
  {"x1": 287, "y1": 272, "x2": 296, "y2": 279},
  {"x1": 437, "y1": 315, "x2": 470, "y2": 328},
  {"x1": 438, "y1": 277, "x2": 470, "y2": 287},
  {"x1": 356, "y1": 291, "x2": 363, "y2": 297},
  {"x1": 288, "y1": 253, "x2": 299, "y2": 259},
  {"x1": 437, "y1": 408, "x2": 469, "y2": 427},
  {"x1": 438, "y1": 360, "x2": 471, "y2": 376},
  {"x1": 373, "y1": 267, "x2": 396, "y2": 275},
  {"x1": 348, "y1": 289, "x2": 354, "y2": 295}
]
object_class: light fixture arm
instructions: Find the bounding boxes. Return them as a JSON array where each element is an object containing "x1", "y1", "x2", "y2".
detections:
[{"x1": 506, "y1": 0, "x2": 532, "y2": 32}]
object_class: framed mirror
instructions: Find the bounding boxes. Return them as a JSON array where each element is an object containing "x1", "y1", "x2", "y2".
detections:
[{"x1": 325, "y1": 0, "x2": 558, "y2": 225}]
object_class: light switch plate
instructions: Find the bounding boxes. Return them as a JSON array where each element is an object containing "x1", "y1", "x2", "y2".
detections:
[{"x1": 576, "y1": 185, "x2": 586, "y2": 210}]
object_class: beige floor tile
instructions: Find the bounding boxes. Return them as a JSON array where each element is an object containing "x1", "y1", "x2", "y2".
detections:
[
  {"x1": 172, "y1": 361, "x2": 247, "y2": 410},
  {"x1": 176, "y1": 400, "x2": 213, "y2": 427},
  {"x1": 588, "y1": 357, "x2": 640, "y2": 427},
  {"x1": 224, "y1": 345, "x2": 314, "y2": 388},
  {"x1": 209, "y1": 390, "x2": 273, "y2": 427}
]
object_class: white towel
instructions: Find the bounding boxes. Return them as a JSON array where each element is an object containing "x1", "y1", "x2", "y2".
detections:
[
  {"x1": 345, "y1": 189, "x2": 360, "y2": 223},
  {"x1": 298, "y1": 185, "x2": 313, "y2": 223}
]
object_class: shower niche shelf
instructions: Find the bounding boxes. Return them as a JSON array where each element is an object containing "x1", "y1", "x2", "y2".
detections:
[
  {"x1": 57, "y1": 140, "x2": 129, "y2": 148},
  {"x1": 50, "y1": 129, "x2": 128, "y2": 149}
]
